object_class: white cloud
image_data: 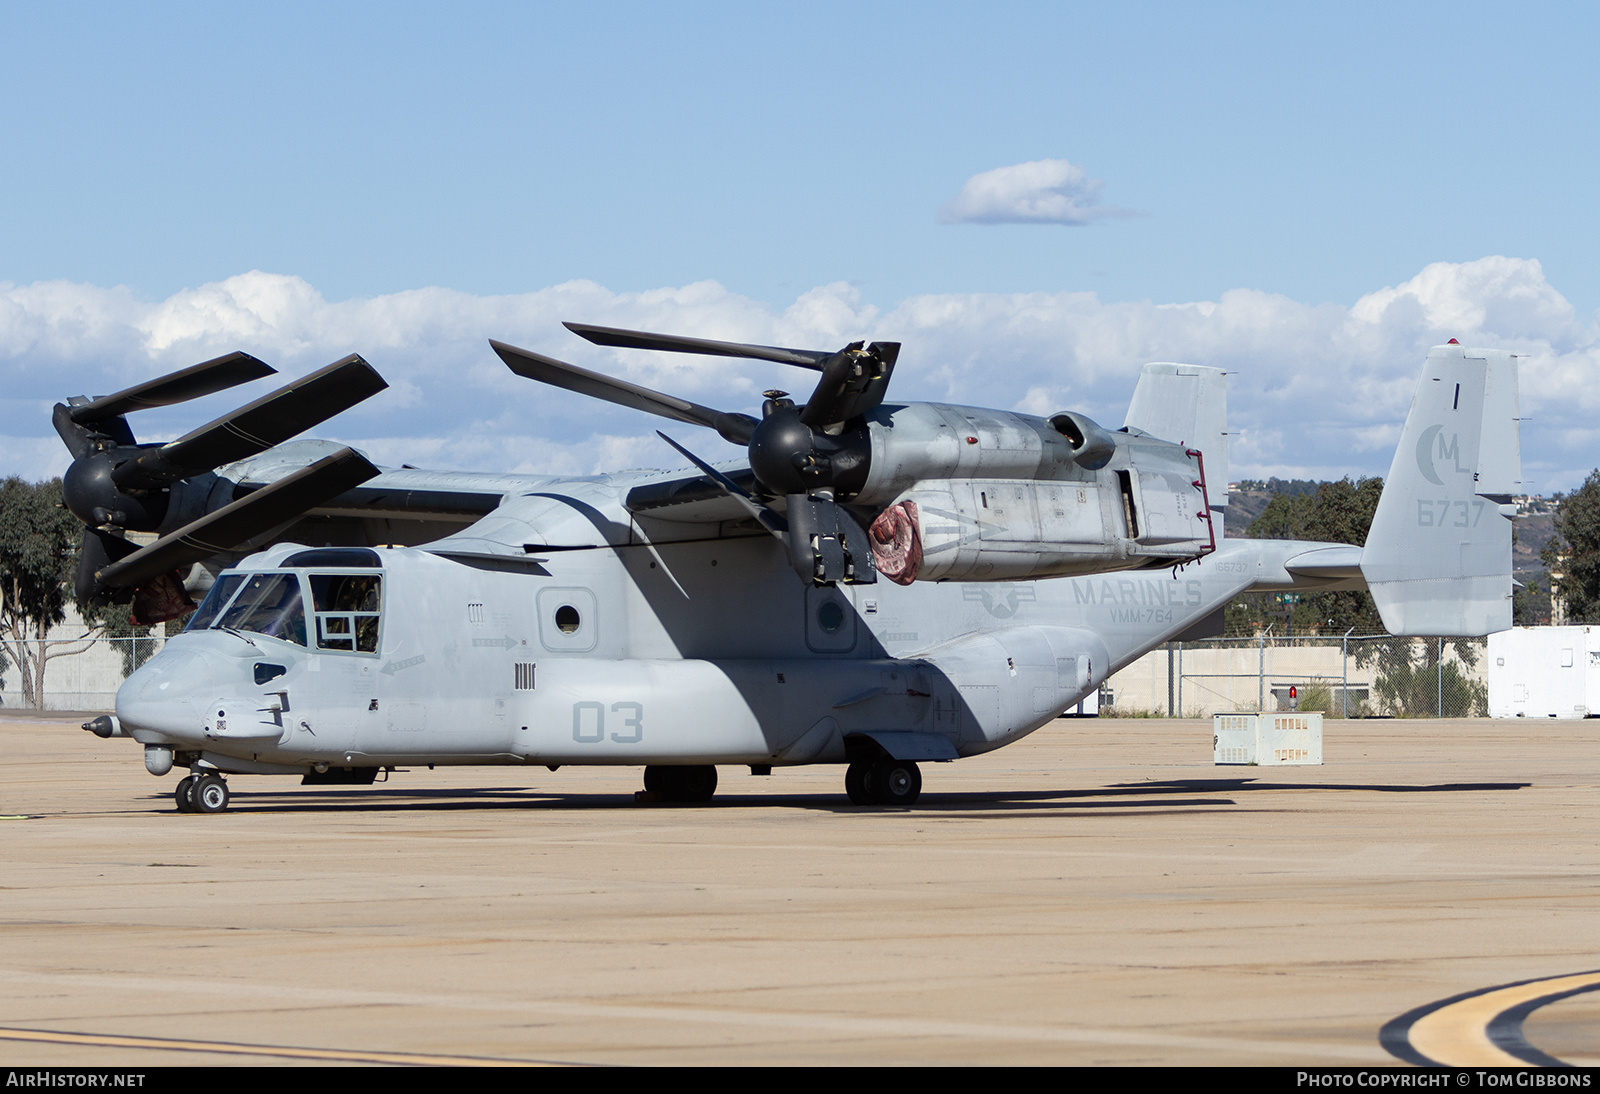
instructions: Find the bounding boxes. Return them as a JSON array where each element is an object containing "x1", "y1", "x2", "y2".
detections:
[
  {"x1": 939, "y1": 159, "x2": 1132, "y2": 226},
  {"x1": 4, "y1": 257, "x2": 1599, "y2": 493}
]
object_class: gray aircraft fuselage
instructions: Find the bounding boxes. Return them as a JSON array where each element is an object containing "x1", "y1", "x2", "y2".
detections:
[{"x1": 115, "y1": 514, "x2": 1331, "y2": 775}]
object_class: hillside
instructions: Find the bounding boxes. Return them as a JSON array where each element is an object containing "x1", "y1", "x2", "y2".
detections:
[{"x1": 1221, "y1": 479, "x2": 1321, "y2": 538}]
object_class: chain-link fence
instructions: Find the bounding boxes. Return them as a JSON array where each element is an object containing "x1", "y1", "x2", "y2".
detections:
[
  {"x1": 0, "y1": 634, "x2": 168, "y2": 711},
  {"x1": 1101, "y1": 634, "x2": 1489, "y2": 718}
]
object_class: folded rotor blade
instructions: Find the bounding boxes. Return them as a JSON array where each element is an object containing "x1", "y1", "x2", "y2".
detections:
[
  {"x1": 74, "y1": 528, "x2": 140, "y2": 603},
  {"x1": 111, "y1": 355, "x2": 387, "y2": 491},
  {"x1": 655, "y1": 431, "x2": 789, "y2": 540},
  {"x1": 54, "y1": 402, "x2": 123, "y2": 460},
  {"x1": 799, "y1": 342, "x2": 900, "y2": 429},
  {"x1": 95, "y1": 448, "x2": 380, "y2": 592},
  {"x1": 492, "y1": 339, "x2": 758, "y2": 446},
  {"x1": 68, "y1": 352, "x2": 276, "y2": 426},
  {"x1": 564, "y1": 322, "x2": 832, "y2": 370}
]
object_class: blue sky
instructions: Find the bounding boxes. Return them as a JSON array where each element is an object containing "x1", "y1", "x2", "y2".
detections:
[{"x1": 4, "y1": 2, "x2": 1598, "y2": 492}]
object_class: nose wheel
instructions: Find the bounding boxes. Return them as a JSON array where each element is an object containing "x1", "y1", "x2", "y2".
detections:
[
  {"x1": 175, "y1": 772, "x2": 230, "y2": 813},
  {"x1": 845, "y1": 759, "x2": 921, "y2": 806}
]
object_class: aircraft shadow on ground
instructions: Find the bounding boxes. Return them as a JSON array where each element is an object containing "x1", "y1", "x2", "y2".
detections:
[
  {"x1": 131, "y1": 774, "x2": 1528, "y2": 817},
  {"x1": 1112, "y1": 778, "x2": 1531, "y2": 794}
]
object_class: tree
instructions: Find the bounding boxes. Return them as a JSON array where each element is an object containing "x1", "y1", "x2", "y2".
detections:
[
  {"x1": 0, "y1": 478, "x2": 99, "y2": 708},
  {"x1": 95, "y1": 600, "x2": 166, "y2": 679},
  {"x1": 1245, "y1": 490, "x2": 1315, "y2": 540},
  {"x1": 1298, "y1": 477, "x2": 1385, "y2": 634},
  {"x1": 1543, "y1": 470, "x2": 1600, "y2": 623},
  {"x1": 1225, "y1": 477, "x2": 1385, "y2": 635},
  {"x1": 1513, "y1": 577, "x2": 1551, "y2": 626},
  {"x1": 1362, "y1": 637, "x2": 1487, "y2": 717}
]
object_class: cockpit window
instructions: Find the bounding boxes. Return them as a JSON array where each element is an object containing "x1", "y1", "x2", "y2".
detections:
[
  {"x1": 309, "y1": 573, "x2": 382, "y2": 653},
  {"x1": 185, "y1": 574, "x2": 246, "y2": 633},
  {"x1": 214, "y1": 573, "x2": 307, "y2": 647}
]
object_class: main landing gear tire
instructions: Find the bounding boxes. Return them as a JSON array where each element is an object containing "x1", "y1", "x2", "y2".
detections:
[
  {"x1": 844, "y1": 762, "x2": 872, "y2": 805},
  {"x1": 643, "y1": 765, "x2": 718, "y2": 803},
  {"x1": 845, "y1": 759, "x2": 922, "y2": 806},
  {"x1": 192, "y1": 773, "x2": 230, "y2": 814},
  {"x1": 873, "y1": 759, "x2": 921, "y2": 806},
  {"x1": 174, "y1": 775, "x2": 198, "y2": 813}
]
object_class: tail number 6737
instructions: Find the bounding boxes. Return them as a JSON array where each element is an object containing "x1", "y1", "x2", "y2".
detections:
[{"x1": 1417, "y1": 499, "x2": 1484, "y2": 528}]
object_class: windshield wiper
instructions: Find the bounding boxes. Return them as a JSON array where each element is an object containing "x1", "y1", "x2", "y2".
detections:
[{"x1": 216, "y1": 626, "x2": 259, "y2": 649}]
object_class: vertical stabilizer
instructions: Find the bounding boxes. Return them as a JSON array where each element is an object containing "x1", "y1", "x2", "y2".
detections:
[
  {"x1": 1124, "y1": 363, "x2": 1229, "y2": 519},
  {"x1": 1360, "y1": 344, "x2": 1514, "y2": 636}
]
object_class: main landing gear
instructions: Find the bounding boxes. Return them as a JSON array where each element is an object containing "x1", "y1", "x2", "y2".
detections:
[
  {"x1": 845, "y1": 758, "x2": 922, "y2": 806},
  {"x1": 641, "y1": 765, "x2": 718, "y2": 803},
  {"x1": 174, "y1": 772, "x2": 230, "y2": 813}
]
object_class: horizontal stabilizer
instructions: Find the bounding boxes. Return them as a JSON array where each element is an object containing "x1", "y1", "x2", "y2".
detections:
[{"x1": 1283, "y1": 545, "x2": 1365, "y2": 581}]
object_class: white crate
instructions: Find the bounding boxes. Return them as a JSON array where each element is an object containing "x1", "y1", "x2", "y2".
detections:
[
  {"x1": 1213, "y1": 713, "x2": 1257, "y2": 764},
  {"x1": 1212, "y1": 712, "x2": 1322, "y2": 766}
]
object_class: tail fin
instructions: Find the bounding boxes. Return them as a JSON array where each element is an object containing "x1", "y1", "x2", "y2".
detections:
[
  {"x1": 1124, "y1": 363, "x2": 1229, "y2": 521},
  {"x1": 1360, "y1": 344, "x2": 1518, "y2": 636}
]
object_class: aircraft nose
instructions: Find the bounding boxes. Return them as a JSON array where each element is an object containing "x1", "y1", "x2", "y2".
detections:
[{"x1": 115, "y1": 649, "x2": 214, "y2": 741}]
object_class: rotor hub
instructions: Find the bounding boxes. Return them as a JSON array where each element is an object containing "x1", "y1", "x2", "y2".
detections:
[
  {"x1": 62, "y1": 450, "x2": 168, "y2": 531},
  {"x1": 747, "y1": 407, "x2": 871, "y2": 497}
]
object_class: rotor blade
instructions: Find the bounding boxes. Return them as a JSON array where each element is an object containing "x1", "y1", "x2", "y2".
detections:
[
  {"x1": 95, "y1": 448, "x2": 380, "y2": 592},
  {"x1": 111, "y1": 355, "x2": 387, "y2": 491},
  {"x1": 68, "y1": 352, "x2": 276, "y2": 426},
  {"x1": 655, "y1": 431, "x2": 789, "y2": 539},
  {"x1": 74, "y1": 529, "x2": 139, "y2": 603},
  {"x1": 564, "y1": 322, "x2": 832, "y2": 371},
  {"x1": 492, "y1": 339, "x2": 758, "y2": 446},
  {"x1": 54, "y1": 402, "x2": 115, "y2": 460},
  {"x1": 800, "y1": 341, "x2": 900, "y2": 429}
]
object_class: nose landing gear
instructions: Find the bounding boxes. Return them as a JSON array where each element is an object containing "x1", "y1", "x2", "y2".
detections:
[{"x1": 174, "y1": 772, "x2": 230, "y2": 813}]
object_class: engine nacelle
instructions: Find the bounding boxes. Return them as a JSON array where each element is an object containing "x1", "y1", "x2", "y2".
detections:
[
  {"x1": 857, "y1": 404, "x2": 1215, "y2": 583},
  {"x1": 855, "y1": 403, "x2": 1091, "y2": 503}
]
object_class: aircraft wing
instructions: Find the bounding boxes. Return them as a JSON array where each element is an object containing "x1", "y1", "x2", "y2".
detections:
[
  {"x1": 302, "y1": 478, "x2": 510, "y2": 524},
  {"x1": 217, "y1": 441, "x2": 544, "y2": 545},
  {"x1": 624, "y1": 465, "x2": 775, "y2": 526}
]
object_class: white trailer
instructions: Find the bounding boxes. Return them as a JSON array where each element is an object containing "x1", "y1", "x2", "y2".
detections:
[{"x1": 1488, "y1": 626, "x2": 1600, "y2": 718}]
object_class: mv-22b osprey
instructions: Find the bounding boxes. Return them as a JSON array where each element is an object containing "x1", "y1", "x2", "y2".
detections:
[{"x1": 64, "y1": 324, "x2": 1518, "y2": 812}]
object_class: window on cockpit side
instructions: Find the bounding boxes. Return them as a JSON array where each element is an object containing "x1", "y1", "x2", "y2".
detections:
[{"x1": 309, "y1": 573, "x2": 382, "y2": 653}]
